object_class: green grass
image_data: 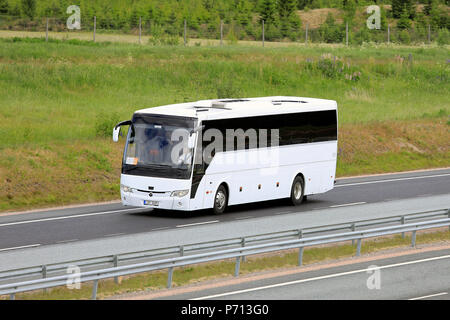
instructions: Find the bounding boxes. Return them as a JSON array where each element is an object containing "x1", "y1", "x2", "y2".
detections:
[
  {"x1": 3, "y1": 229, "x2": 448, "y2": 300},
  {"x1": 0, "y1": 38, "x2": 448, "y2": 211},
  {"x1": 0, "y1": 38, "x2": 448, "y2": 148}
]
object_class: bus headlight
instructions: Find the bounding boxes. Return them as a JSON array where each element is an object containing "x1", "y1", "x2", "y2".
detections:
[
  {"x1": 120, "y1": 184, "x2": 133, "y2": 193},
  {"x1": 171, "y1": 190, "x2": 189, "y2": 197}
]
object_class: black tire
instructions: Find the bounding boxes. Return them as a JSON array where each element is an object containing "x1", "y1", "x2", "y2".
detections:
[
  {"x1": 290, "y1": 176, "x2": 305, "y2": 206},
  {"x1": 212, "y1": 185, "x2": 228, "y2": 215}
]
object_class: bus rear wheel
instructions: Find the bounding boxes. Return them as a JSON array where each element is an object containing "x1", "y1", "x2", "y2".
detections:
[
  {"x1": 212, "y1": 185, "x2": 228, "y2": 215},
  {"x1": 290, "y1": 176, "x2": 305, "y2": 206}
]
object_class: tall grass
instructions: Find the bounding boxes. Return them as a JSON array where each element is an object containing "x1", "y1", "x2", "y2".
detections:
[{"x1": 0, "y1": 39, "x2": 448, "y2": 149}]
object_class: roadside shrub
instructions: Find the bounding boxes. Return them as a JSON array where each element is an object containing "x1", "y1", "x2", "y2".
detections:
[
  {"x1": 95, "y1": 112, "x2": 121, "y2": 138},
  {"x1": 437, "y1": 28, "x2": 449, "y2": 46},
  {"x1": 148, "y1": 23, "x2": 180, "y2": 46},
  {"x1": 216, "y1": 80, "x2": 242, "y2": 99},
  {"x1": 398, "y1": 29, "x2": 411, "y2": 44}
]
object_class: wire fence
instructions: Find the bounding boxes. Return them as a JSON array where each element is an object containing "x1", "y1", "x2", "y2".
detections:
[{"x1": 0, "y1": 14, "x2": 447, "y2": 46}]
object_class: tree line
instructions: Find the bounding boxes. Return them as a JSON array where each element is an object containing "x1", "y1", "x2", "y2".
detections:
[{"x1": 0, "y1": 0, "x2": 448, "y2": 42}]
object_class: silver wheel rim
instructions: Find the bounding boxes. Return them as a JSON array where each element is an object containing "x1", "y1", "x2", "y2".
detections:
[
  {"x1": 294, "y1": 182, "x2": 302, "y2": 200},
  {"x1": 215, "y1": 190, "x2": 226, "y2": 210}
]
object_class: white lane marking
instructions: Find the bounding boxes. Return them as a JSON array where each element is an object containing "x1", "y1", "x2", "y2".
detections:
[
  {"x1": 176, "y1": 220, "x2": 219, "y2": 228},
  {"x1": 56, "y1": 239, "x2": 78, "y2": 244},
  {"x1": 329, "y1": 202, "x2": 366, "y2": 208},
  {"x1": 234, "y1": 216, "x2": 254, "y2": 220},
  {"x1": 192, "y1": 254, "x2": 450, "y2": 300},
  {"x1": 0, "y1": 208, "x2": 144, "y2": 228},
  {"x1": 103, "y1": 233, "x2": 125, "y2": 237},
  {"x1": 335, "y1": 173, "x2": 450, "y2": 188},
  {"x1": 151, "y1": 227, "x2": 170, "y2": 231},
  {"x1": 0, "y1": 244, "x2": 41, "y2": 252},
  {"x1": 274, "y1": 211, "x2": 293, "y2": 215},
  {"x1": 409, "y1": 292, "x2": 448, "y2": 300}
]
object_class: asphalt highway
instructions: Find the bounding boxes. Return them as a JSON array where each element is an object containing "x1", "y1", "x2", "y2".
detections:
[
  {"x1": 0, "y1": 168, "x2": 449, "y2": 251},
  {"x1": 162, "y1": 248, "x2": 450, "y2": 300}
]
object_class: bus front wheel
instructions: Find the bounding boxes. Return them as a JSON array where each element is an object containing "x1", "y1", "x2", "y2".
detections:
[
  {"x1": 212, "y1": 184, "x2": 228, "y2": 215},
  {"x1": 290, "y1": 176, "x2": 305, "y2": 206}
]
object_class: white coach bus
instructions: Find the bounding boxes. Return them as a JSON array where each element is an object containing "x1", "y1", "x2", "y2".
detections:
[{"x1": 113, "y1": 96, "x2": 338, "y2": 214}]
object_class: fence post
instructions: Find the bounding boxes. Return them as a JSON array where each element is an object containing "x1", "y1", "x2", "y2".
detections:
[
  {"x1": 356, "y1": 238, "x2": 362, "y2": 256},
  {"x1": 45, "y1": 18, "x2": 48, "y2": 42},
  {"x1": 427, "y1": 24, "x2": 431, "y2": 44},
  {"x1": 184, "y1": 19, "x2": 187, "y2": 46},
  {"x1": 42, "y1": 265, "x2": 47, "y2": 293},
  {"x1": 411, "y1": 230, "x2": 417, "y2": 247},
  {"x1": 139, "y1": 16, "x2": 142, "y2": 44},
  {"x1": 167, "y1": 267, "x2": 174, "y2": 288},
  {"x1": 220, "y1": 20, "x2": 223, "y2": 46},
  {"x1": 305, "y1": 23, "x2": 308, "y2": 45},
  {"x1": 93, "y1": 16, "x2": 96, "y2": 42},
  {"x1": 91, "y1": 280, "x2": 98, "y2": 300},
  {"x1": 262, "y1": 20, "x2": 265, "y2": 47},
  {"x1": 113, "y1": 255, "x2": 119, "y2": 284},
  {"x1": 345, "y1": 22, "x2": 348, "y2": 46},
  {"x1": 387, "y1": 25, "x2": 390, "y2": 44}
]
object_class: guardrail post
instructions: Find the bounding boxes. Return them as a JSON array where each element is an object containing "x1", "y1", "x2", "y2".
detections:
[
  {"x1": 10, "y1": 293, "x2": 15, "y2": 300},
  {"x1": 42, "y1": 265, "x2": 47, "y2": 293},
  {"x1": 241, "y1": 238, "x2": 246, "y2": 262},
  {"x1": 411, "y1": 231, "x2": 417, "y2": 247},
  {"x1": 298, "y1": 247, "x2": 304, "y2": 266},
  {"x1": 113, "y1": 255, "x2": 119, "y2": 284},
  {"x1": 91, "y1": 280, "x2": 98, "y2": 300},
  {"x1": 356, "y1": 238, "x2": 362, "y2": 256},
  {"x1": 179, "y1": 246, "x2": 184, "y2": 256},
  {"x1": 298, "y1": 230, "x2": 304, "y2": 266},
  {"x1": 167, "y1": 267, "x2": 174, "y2": 288},
  {"x1": 401, "y1": 216, "x2": 405, "y2": 239},
  {"x1": 179, "y1": 246, "x2": 185, "y2": 270},
  {"x1": 447, "y1": 209, "x2": 450, "y2": 231},
  {"x1": 234, "y1": 256, "x2": 241, "y2": 277},
  {"x1": 351, "y1": 224, "x2": 356, "y2": 245}
]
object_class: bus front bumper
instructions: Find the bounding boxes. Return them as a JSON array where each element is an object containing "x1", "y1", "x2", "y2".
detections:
[{"x1": 121, "y1": 191, "x2": 190, "y2": 210}]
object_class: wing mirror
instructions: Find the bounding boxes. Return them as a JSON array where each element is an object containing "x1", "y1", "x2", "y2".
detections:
[
  {"x1": 112, "y1": 120, "x2": 132, "y2": 142},
  {"x1": 112, "y1": 126, "x2": 121, "y2": 142},
  {"x1": 188, "y1": 133, "x2": 197, "y2": 149}
]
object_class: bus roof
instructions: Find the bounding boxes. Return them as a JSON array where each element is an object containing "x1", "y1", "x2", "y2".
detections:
[{"x1": 134, "y1": 96, "x2": 337, "y2": 121}]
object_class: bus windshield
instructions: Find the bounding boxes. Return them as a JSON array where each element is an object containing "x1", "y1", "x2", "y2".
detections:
[{"x1": 122, "y1": 114, "x2": 197, "y2": 179}]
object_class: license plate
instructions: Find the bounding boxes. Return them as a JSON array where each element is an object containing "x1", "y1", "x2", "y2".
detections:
[{"x1": 144, "y1": 200, "x2": 159, "y2": 206}]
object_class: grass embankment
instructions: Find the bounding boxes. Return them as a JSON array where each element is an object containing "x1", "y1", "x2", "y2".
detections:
[
  {"x1": 2, "y1": 229, "x2": 448, "y2": 300},
  {"x1": 0, "y1": 38, "x2": 448, "y2": 211}
]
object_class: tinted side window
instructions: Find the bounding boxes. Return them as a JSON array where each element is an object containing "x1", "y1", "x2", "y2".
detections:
[
  {"x1": 201, "y1": 110, "x2": 337, "y2": 151},
  {"x1": 308, "y1": 110, "x2": 337, "y2": 142}
]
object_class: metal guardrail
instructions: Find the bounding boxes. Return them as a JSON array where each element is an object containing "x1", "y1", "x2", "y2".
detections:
[
  {"x1": 1, "y1": 213, "x2": 449, "y2": 300},
  {"x1": 0, "y1": 208, "x2": 449, "y2": 287}
]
